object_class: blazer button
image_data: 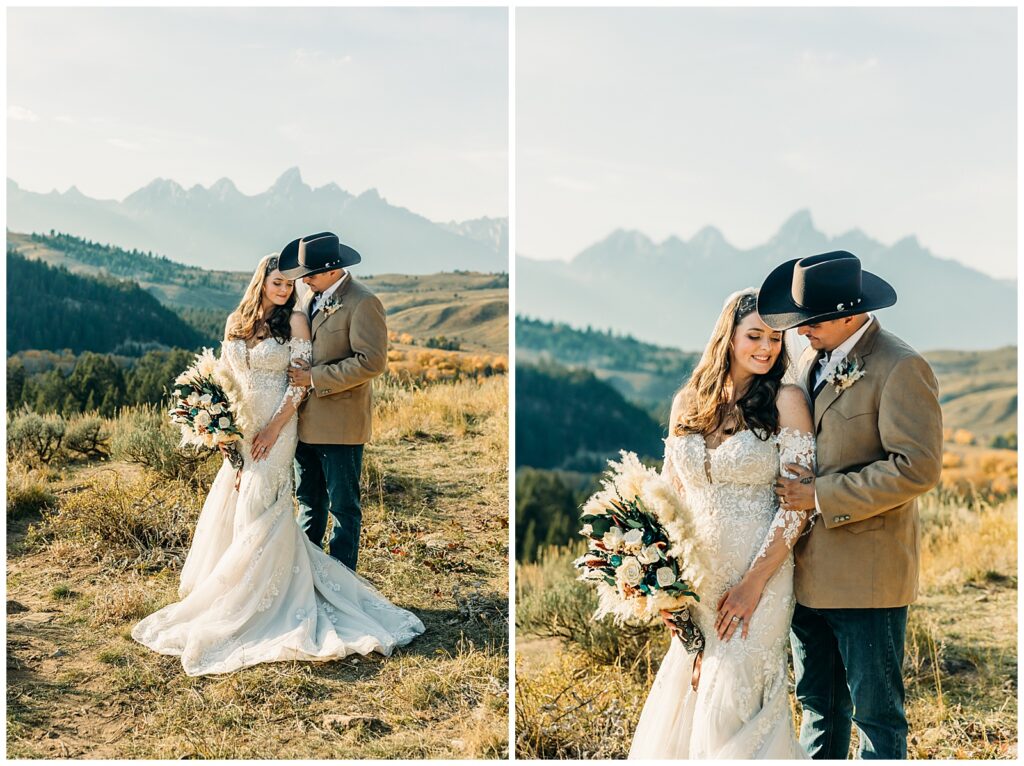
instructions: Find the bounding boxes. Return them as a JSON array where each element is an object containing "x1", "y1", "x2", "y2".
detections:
[{"x1": 833, "y1": 516, "x2": 842, "y2": 523}]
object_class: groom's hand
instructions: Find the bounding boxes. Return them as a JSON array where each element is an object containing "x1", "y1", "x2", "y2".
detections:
[
  {"x1": 774, "y1": 464, "x2": 816, "y2": 511},
  {"x1": 288, "y1": 361, "x2": 312, "y2": 388}
]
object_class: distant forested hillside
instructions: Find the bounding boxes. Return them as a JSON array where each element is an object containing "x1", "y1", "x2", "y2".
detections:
[
  {"x1": 7, "y1": 348, "x2": 196, "y2": 417},
  {"x1": 516, "y1": 316, "x2": 699, "y2": 409},
  {"x1": 6, "y1": 249, "x2": 207, "y2": 355},
  {"x1": 24, "y1": 231, "x2": 244, "y2": 289},
  {"x1": 515, "y1": 361, "x2": 663, "y2": 471}
]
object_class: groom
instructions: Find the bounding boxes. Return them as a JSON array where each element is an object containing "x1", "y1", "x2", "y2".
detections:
[
  {"x1": 279, "y1": 232, "x2": 389, "y2": 571},
  {"x1": 757, "y1": 251, "x2": 943, "y2": 759}
]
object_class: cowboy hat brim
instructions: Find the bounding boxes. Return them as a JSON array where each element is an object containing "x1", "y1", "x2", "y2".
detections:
[
  {"x1": 756, "y1": 258, "x2": 897, "y2": 331},
  {"x1": 278, "y1": 239, "x2": 362, "y2": 280}
]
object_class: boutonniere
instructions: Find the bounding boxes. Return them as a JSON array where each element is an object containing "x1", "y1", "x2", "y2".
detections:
[
  {"x1": 826, "y1": 356, "x2": 866, "y2": 393},
  {"x1": 320, "y1": 299, "x2": 344, "y2": 319}
]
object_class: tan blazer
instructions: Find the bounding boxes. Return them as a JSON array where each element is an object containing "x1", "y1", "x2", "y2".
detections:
[
  {"x1": 793, "y1": 319, "x2": 943, "y2": 609},
  {"x1": 297, "y1": 275, "x2": 388, "y2": 445}
]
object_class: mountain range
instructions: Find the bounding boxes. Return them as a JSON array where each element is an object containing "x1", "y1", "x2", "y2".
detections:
[
  {"x1": 516, "y1": 211, "x2": 1016, "y2": 351},
  {"x1": 7, "y1": 168, "x2": 507, "y2": 274}
]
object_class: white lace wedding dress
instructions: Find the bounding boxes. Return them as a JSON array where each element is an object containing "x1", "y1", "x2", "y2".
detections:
[
  {"x1": 132, "y1": 336, "x2": 425, "y2": 676},
  {"x1": 628, "y1": 428, "x2": 814, "y2": 759}
]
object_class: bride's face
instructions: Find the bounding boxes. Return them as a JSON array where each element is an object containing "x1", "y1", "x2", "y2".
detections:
[
  {"x1": 262, "y1": 269, "x2": 295, "y2": 306},
  {"x1": 730, "y1": 312, "x2": 783, "y2": 378}
]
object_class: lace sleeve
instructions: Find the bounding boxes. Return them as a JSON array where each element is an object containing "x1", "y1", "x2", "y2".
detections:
[
  {"x1": 273, "y1": 338, "x2": 313, "y2": 417},
  {"x1": 753, "y1": 427, "x2": 817, "y2": 561},
  {"x1": 660, "y1": 438, "x2": 687, "y2": 502}
]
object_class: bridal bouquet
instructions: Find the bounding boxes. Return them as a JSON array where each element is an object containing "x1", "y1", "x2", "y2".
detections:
[
  {"x1": 574, "y1": 451, "x2": 705, "y2": 653},
  {"x1": 168, "y1": 348, "x2": 244, "y2": 470}
]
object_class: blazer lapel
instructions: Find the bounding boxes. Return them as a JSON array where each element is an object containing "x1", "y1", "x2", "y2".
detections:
[
  {"x1": 813, "y1": 318, "x2": 883, "y2": 431},
  {"x1": 310, "y1": 272, "x2": 354, "y2": 340},
  {"x1": 312, "y1": 305, "x2": 330, "y2": 338}
]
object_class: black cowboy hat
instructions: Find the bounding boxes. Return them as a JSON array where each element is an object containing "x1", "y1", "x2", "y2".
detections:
[
  {"x1": 756, "y1": 250, "x2": 897, "y2": 331},
  {"x1": 278, "y1": 232, "x2": 361, "y2": 279}
]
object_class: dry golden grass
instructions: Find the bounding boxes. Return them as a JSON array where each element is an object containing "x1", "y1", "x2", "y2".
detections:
[
  {"x1": 516, "y1": 494, "x2": 1018, "y2": 760},
  {"x1": 385, "y1": 345, "x2": 508, "y2": 386},
  {"x1": 939, "y1": 445, "x2": 1017, "y2": 501},
  {"x1": 919, "y1": 495, "x2": 1017, "y2": 592},
  {"x1": 6, "y1": 461, "x2": 57, "y2": 519},
  {"x1": 7, "y1": 376, "x2": 508, "y2": 759}
]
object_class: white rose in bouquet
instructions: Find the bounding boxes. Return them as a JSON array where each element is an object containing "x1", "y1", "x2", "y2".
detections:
[
  {"x1": 195, "y1": 410, "x2": 212, "y2": 428},
  {"x1": 602, "y1": 527, "x2": 625, "y2": 550},
  {"x1": 637, "y1": 544, "x2": 661, "y2": 565},
  {"x1": 623, "y1": 528, "x2": 644, "y2": 551},
  {"x1": 617, "y1": 556, "x2": 644, "y2": 587},
  {"x1": 187, "y1": 392, "x2": 201, "y2": 406},
  {"x1": 210, "y1": 402, "x2": 224, "y2": 415},
  {"x1": 218, "y1": 416, "x2": 231, "y2": 429},
  {"x1": 199, "y1": 393, "x2": 213, "y2": 406},
  {"x1": 656, "y1": 566, "x2": 677, "y2": 588}
]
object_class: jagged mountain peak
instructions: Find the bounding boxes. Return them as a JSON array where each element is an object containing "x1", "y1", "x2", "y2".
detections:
[
  {"x1": 356, "y1": 187, "x2": 383, "y2": 202},
  {"x1": 689, "y1": 225, "x2": 732, "y2": 254},
  {"x1": 209, "y1": 177, "x2": 240, "y2": 199},
  {"x1": 270, "y1": 166, "x2": 309, "y2": 195},
  {"x1": 125, "y1": 177, "x2": 186, "y2": 202},
  {"x1": 776, "y1": 209, "x2": 817, "y2": 236},
  {"x1": 604, "y1": 228, "x2": 656, "y2": 249}
]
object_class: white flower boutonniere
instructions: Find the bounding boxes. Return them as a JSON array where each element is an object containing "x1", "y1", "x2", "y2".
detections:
[
  {"x1": 320, "y1": 300, "x2": 343, "y2": 319},
  {"x1": 826, "y1": 357, "x2": 866, "y2": 393}
]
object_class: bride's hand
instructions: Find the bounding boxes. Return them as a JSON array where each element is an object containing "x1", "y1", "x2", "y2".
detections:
[
  {"x1": 714, "y1": 575, "x2": 765, "y2": 641},
  {"x1": 659, "y1": 609, "x2": 683, "y2": 639},
  {"x1": 251, "y1": 427, "x2": 280, "y2": 462}
]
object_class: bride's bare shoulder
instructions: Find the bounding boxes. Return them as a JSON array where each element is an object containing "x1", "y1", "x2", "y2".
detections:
[{"x1": 775, "y1": 384, "x2": 812, "y2": 430}]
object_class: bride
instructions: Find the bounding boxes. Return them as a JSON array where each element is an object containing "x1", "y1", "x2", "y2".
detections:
[
  {"x1": 628, "y1": 289, "x2": 815, "y2": 759},
  {"x1": 133, "y1": 254, "x2": 424, "y2": 676}
]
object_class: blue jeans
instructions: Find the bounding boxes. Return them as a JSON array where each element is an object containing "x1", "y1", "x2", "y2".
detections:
[
  {"x1": 791, "y1": 603, "x2": 909, "y2": 759},
  {"x1": 294, "y1": 442, "x2": 364, "y2": 571}
]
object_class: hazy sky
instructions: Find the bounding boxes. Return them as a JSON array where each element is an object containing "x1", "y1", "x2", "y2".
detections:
[
  {"x1": 8, "y1": 7, "x2": 507, "y2": 222},
  {"x1": 518, "y1": 7, "x2": 1017, "y2": 279}
]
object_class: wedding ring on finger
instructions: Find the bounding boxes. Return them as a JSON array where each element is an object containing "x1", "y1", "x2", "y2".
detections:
[{"x1": 731, "y1": 615, "x2": 741, "y2": 623}]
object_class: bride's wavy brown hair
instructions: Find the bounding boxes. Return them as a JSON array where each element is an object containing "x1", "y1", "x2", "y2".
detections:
[
  {"x1": 225, "y1": 254, "x2": 296, "y2": 343},
  {"x1": 673, "y1": 289, "x2": 788, "y2": 440}
]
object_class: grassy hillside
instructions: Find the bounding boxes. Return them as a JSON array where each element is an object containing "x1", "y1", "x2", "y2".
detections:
[
  {"x1": 7, "y1": 376, "x2": 509, "y2": 759},
  {"x1": 516, "y1": 316, "x2": 698, "y2": 408},
  {"x1": 369, "y1": 273, "x2": 508, "y2": 353},
  {"x1": 7, "y1": 231, "x2": 249, "y2": 311},
  {"x1": 924, "y1": 347, "x2": 1017, "y2": 443},
  {"x1": 9, "y1": 231, "x2": 508, "y2": 355}
]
